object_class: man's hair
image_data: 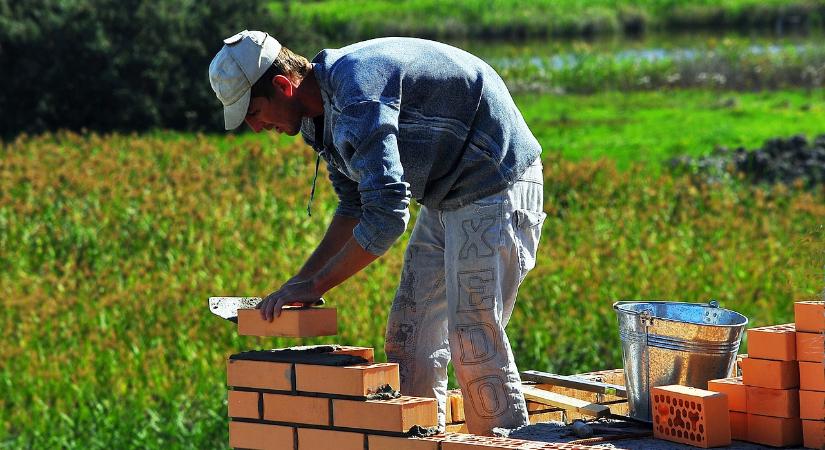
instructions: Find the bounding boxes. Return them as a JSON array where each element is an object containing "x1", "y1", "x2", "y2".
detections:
[{"x1": 250, "y1": 46, "x2": 312, "y2": 99}]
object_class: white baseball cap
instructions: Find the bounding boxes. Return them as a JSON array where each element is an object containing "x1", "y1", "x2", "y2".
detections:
[{"x1": 209, "y1": 30, "x2": 282, "y2": 130}]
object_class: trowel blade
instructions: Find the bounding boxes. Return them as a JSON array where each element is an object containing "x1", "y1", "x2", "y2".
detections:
[{"x1": 208, "y1": 296, "x2": 326, "y2": 323}]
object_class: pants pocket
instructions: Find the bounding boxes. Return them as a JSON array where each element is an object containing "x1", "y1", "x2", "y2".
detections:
[{"x1": 514, "y1": 208, "x2": 546, "y2": 281}]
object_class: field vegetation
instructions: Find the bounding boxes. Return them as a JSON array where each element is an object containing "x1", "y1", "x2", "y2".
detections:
[{"x1": 275, "y1": 0, "x2": 825, "y2": 40}]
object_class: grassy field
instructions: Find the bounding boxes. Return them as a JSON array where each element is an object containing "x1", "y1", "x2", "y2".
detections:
[
  {"x1": 1, "y1": 88, "x2": 823, "y2": 448},
  {"x1": 274, "y1": 0, "x2": 825, "y2": 40}
]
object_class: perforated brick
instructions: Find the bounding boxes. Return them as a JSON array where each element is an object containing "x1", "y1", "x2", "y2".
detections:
[
  {"x1": 227, "y1": 359, "x2": 293, "y2": 391},
  {"x1": 262, "y1": 393, "x2": 329, "y2": 426},
  {"x1": 707, "y1": 377, "x2": 746, "y2": 412},
  {"x1": 331, "y1": 346, "x2": 374, "y2": 362},
  {"x1": 296, "y1": 427, "x2": 363, "y2": 450},
  {"x1": 746, "y1": 414, "x2": 802, "y2": 447},
  {"x1": 747, "y1": 323, "x2": 797, "y2": 361},
  {"x1": 800, "y1": 390, "x2": 825, "y2": 420},
  {"x1": 740, "y1": 357, "x2": 799, "y2": 389},
  {"x1": 651, "y1": 385, "x2": 731, "y2": 447},
  {"x1": 237, "y1": 307, "x2": 337, "y2": 337},
  {"x1": 228, "y1": 390, "x2": 261, "y2": 419},
  {"x1": 800, "y1": 362, "x2": 825, "y2": 392},
  {"x1": 795, "y1": 301, "x2": 825, "y2": 333},
  {"x1": 746, "y1": 386, "x2": 799, "y2": 418},
  {"x1": 802, "y1": 419, "x2": 825, "y2": 449},
  {"x1": 730, "y1": 411, "x2": 747, "y2": 441},
  {"x1": 441, "y1": 433, "x2": 547, "y2": 449},
  {"x1": 332, "y1": 395, "x2": 437, "y2": 432},
  {"x1": 228, "y1": 421, "x2": 293, "y2": 450},
  {"x1": 796, "y1": 332, "x2": 825, "y2": 363},
  {"x1": 295, "y1": 362, "x2": 399, "y2": 397},
  {"x1": 368, "y1": 433, "x2": 445, "y2": 450}
]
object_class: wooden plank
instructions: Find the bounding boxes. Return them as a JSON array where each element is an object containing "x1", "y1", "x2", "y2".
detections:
[
  {"x1": 521, "y1": 385, "x2": 611, "y2": 418},
  {"x1": 521, "y1": 370, "x2": 627, "y2": 398}
]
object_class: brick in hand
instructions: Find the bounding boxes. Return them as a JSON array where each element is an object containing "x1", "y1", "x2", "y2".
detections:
[
  {"x1": 651, "y1": 385, "x2": 731, "y2": 448},
  {"x1": 237, "y1": 307, "x2": 337, "y2": 337}
]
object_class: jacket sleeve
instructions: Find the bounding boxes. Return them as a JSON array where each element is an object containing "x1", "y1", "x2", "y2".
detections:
[
  {"x1": 327, "y1": 161, "x2": 363, "y2": 219},
  {"x1": 333, "y1": 100, "x2": 411, "y2": 256}
]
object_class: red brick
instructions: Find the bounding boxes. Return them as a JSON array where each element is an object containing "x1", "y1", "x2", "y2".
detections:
[
  {"x1": 229, "y1": 421, "x2": 293, "y2": 450},
  {"x1": 796, "y1": 301, "x2": 825, "y2": 333},
  {"x1": 707, "y1": 377, "x2": 747, "y2": 412},
  {"x1": 747, "y1": 323, "x2": 796, "y2": 361},
  {"x1": 651, "y1": 385, "x2": 731, "y2": 448},
  {"x1": 800, "y1": 390, "x2": 825, "y2": 420},
  {"x1": 227, "y1": 359, "x2": 293, "y2": 391},
  {"x1": 237, "y1": 307, "x2": 337, "y2": 337},
  {"x1": 746, "y1": 414, "x2": 802, "y2": 447},
  {"x1": 796, "y1": 332, "x2": 825, "y2": 363},
  {"x1": 449, "y1": 390, "x2": 465, "y2": 422},
  {"x1": 368, "y1": 434, "x2": 445, "y2": 450},
  {"x1": 746, "y1": 386, "x2": 799, "y2": 418},
  {"x1": 730, "y1": 411, "x2": 747, "y2": 441},
  {"x1": 802, "y1": 420, "x2": 825, "y2": 449},
  {"x1": 332, "y1": 396, "x2": 437, "y2": 432},
  {"x1": 228, "y1": 390, "x2": 260, "y2": 419},
  {"x1": 295, "y1": 362, "x2": 399, "y2": 397},
  {"x1": 296, "y1": 427, "x2": 363, "y2": 450},
  {"x1": 801, "y1": 362, "x2": 825, "y2": 392},
  {"x1": 331, "y1": 346, "x2": 374, "y2": 362},
  {"x1": 262, "y1": 393, "x2": 329, "y2": 426},
  {"x1": 740, "y1": 357, "x2": 799, "y2": 389}
]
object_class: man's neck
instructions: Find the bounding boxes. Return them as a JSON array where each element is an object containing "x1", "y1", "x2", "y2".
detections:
[{"x1": 296, "y1": 68, "x2": 324, "y2": 119}]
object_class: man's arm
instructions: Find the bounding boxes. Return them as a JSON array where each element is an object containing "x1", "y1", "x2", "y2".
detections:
[{"x1": 294, "y1": 215, "x2": 359, "y2": 280}]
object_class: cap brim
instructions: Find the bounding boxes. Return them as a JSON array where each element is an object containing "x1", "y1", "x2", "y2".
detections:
[{"x1": 223, "y1": 89, "x2": 251, "y2": 130}]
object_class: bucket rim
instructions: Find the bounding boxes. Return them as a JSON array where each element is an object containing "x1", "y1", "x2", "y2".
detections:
[{"x1": 612, "y1": 300, "x2": 749, "y2": 328}]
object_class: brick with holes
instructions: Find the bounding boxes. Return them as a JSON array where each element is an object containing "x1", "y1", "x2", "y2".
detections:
[
  {"x1": 746, "y1": 414, "x2": 802, "y2": 447},
  {"x1": 295, "y1": 362, "x2": 399, "y2": 397},
  {"x1": 740, "y1": 357, "x2": 799, "y2": 389},
  {"x1": 795, "y1": 301, "x2": 825, "y2": 333},
  {"x1": 796, "y1": 332, "x2": 824, "y2": 363},
  {"x1": 747, "y1": 323, "x2": 797, "y2": 361},
  {"x1": 332, "y1": 395, "x2": 437, "y2": 433},
  {"x1": 368, "y1": 433, "x2": 448, "y2": 450},
  {"x1": 707, "y1": 377, "x2": 746, "y2": 412},
  {"x1": 651, "y1": 385, "x2": 731, "y2": 447}
]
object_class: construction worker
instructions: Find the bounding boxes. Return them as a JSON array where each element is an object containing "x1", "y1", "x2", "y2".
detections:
[{"x1": 209, "y1": 30, "x2": 546, "y2": 435}]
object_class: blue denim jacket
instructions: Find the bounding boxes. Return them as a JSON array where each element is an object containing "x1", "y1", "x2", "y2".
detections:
[{"x1": 300, "y1": 37, "x2": 541, "y2": 256}]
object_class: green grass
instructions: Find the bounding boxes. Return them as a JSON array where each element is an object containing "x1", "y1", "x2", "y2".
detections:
[
  {"x1": 519, "y1": 89, "x2": 825, "y2": 170},
  {"x1": 273, "y1": 0, "x2": 825, "y2": 40},
  {"x1": 1, "y1": 89, "x2": 823, "y2": 448}
]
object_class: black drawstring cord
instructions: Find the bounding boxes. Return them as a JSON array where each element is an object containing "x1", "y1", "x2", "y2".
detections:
[{"x1": 306, "y1": 153, "x2": 321, "y2": 217}]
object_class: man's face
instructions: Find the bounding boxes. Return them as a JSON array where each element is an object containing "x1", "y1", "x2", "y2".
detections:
[{"x1": 244, "y1": 86, "x2": 302, "y2": 136}]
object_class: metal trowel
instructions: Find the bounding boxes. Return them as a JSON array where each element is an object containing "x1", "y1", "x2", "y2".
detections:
[{"x1": 208, "y1": 296, "x2": 325, "y2": 323}]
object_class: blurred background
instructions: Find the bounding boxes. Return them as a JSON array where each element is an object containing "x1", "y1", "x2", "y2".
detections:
[{"x1": 1, "y1": 1, "x2": 824, "y2": 448}]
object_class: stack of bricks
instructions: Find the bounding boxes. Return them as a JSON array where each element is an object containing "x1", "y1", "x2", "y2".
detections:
[
  {"x1": 226, "y1": 306, "x2": 597, "y2": 449},
  {"x1": 706, "y1": 300, "x2": 825, "y2": 448}
]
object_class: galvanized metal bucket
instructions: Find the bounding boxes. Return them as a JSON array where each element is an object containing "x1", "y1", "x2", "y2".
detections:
[{"x1": 613, "y1": 300, "x2": 748, "y2": 422}]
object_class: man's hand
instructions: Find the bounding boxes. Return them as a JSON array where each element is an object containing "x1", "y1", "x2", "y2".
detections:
[{"x1": 257, "y1": 278, "x2": 324, "y2": 321}]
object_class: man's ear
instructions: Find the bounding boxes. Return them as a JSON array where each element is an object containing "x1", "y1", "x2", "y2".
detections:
[{"x1": 272, "y1": 75, "x2": 294, "y2": 98}]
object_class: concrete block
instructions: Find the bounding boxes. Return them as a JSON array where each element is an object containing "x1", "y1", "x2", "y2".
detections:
[
  {"x1": 651, "y1": 385, "x2": 731, "y2": 447},
  {"x1": 740, "y1": 357, "x2": 799, "y2": 389},
  {"x1": 747, "y1": 323, "x2": 796, "y2": 361},
  {"x1": 795, "y1": 301, "x2": 825, "y2": 333},
  {"x1": 295, "y1": 362, "x2": 399, "y2": 397},
  {"x1": 237, "y1": 307, "x2": 337, "y2": 337}
]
